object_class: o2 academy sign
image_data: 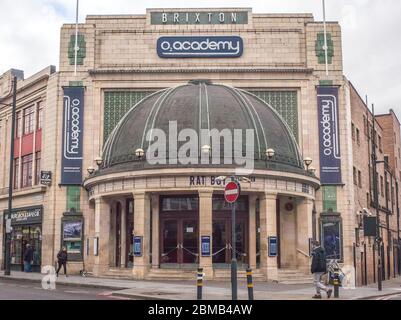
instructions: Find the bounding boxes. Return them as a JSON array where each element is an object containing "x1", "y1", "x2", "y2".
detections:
[
  {"x1": 151, "y1": 11, "x2": 249, "y2": 25},
  {"x1": 157, "y1": 36, "x2": 243, "y2": 58}
]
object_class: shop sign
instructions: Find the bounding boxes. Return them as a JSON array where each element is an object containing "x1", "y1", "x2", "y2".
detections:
[
  {"x1": 317, "y1": 86, "x2": 342, "y2": 185},
  {"x1": 61, "y1": 86, "x2": 84, "y2": 185},
  {"x1": 151, "y1": 11, "x2": 248, "y2": 25},
  {"x1": 157, "y1": 36, "x2": 243, "y2": 58},
  {"x1": 5, "y1": 206, "x2": 43, "y2": 226},
  {"x1": 189, "y1": 175, "x2": 255, "y2": 186},
  {"x1": 40, "y1": 171, "x2": 52, "y2": 186}
]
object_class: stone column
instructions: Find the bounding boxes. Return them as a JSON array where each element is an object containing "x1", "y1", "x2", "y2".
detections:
[
  {"x1": 151, "y1": 194, "x2": 160, "y2": 269},
  {"x1": 198, "y1": 189, "x2": 213, "y2": 278},
  {"x1": 248, "y1": 195, "x2": 258, "y2": 270},
  {"x1": 93, "y1": 197, "x2": 110, "y2": 276},
  {"x1": 132, "y1": 192, "x2": 151, "y2": 279},
  {"x1": 260, "y1": 193, "x2": 278, "y2": 281},
  {"x1": 296, "y1": 197, "x2": 314, "y2": 273},
  {"x1": 120, "y1": 200, "x2": 127, "y2": 268}
]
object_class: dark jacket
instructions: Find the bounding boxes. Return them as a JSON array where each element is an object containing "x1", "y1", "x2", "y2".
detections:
[
  {"x1": 57, "y1": 250, "x2": 68, "y2": 263},
  {"x1": 23, "y1": 247, "x2": 34, "y2": 263},
  {"x1": 311, "y1": 246, "x2": 327, "y2": 273}
]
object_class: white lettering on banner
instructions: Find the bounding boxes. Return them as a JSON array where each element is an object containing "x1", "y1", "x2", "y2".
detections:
[
  {"x1": 318, "y1": 95, "x2": 340, "y2": 159},
  {"x1": 64, "y1": 96, "x2": 82, "y2": 160},
  {"x1": 159, "y1": 38, "x2": 242, "y2": 56}
]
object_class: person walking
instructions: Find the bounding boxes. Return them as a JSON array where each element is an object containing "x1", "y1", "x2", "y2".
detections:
[
  {"x1": 23, "y1": 244, "x2": 34, "y2": 272},
  {"x1": 311, "y1": 240, "x2": 332, "y2": 299},
  {"x1": 56, "y1": 246, "x2": 68, "y2": 277}
]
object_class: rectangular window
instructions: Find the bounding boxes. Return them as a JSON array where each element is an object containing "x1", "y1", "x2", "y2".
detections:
[
  {"x1": 378, "y1": 135, "x2": 382, "y2": 152},
  {"x1": 353, "y1": 167, "x2": 357, "y2": 185},
  {"x1": 23, "y1": 106, "x2": 35, "y2": 135},
  {"x1": 37, "y1": 101, "x2": 43, "y2": 130},
  {"x1": 14, "y1": 158, "x2": 19, "y2": 189},
  {"x1": 35, "y1": 151, "x2": 41, "y2": 185},
  {"x1": 66, "y1": 186, "x2": 81, "y2": 212},
  {"x1": 21, "y1": 154, "x2": 33, "y2": 188},
  {"x1": 351, "y1": 123, "x2": 355, "y2": 140},
  {"x1": 358, "y1": 170, "x2": 362, "y2": 188},
  {"x1": 363, "y1": 115, "x2": 368, "y2": 135},
  {"x1": 15, "y1": 111, "x2": 22, "y2": 138},
  {"x1": 356, "y1": 128, "x2": 360, "y2": 145},
  {"x1": 380, "y1": 176, "x2": 384, "y2": 197}
]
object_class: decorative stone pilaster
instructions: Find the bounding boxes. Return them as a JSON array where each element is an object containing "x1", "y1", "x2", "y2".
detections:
[
  {"x1": 248, "y1": 195, "x2": 258, "y2": 270},
  {"x1": 151, "y1": 194, "x2": 160, "y2": 269},
  {"x1": 93, "y1": 197, "x2": 110, "y2": 276},
  {"x1": 132, "y1": 192, "x2": 151, "y2": 279},
  {"x1": 296, "y1": 197, "x2": 314, "y2": 273},
  {"x1": 198, "y1": 189, "x2": 213, "y2": 278},
  {"x1": 259, "y1": 193, "x2": 278, "y2": 281}
]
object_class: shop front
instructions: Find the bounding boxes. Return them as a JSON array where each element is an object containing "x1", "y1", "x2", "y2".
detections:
[{"x1": 3, "y1": 206, "x2": 43, "y2": 272}]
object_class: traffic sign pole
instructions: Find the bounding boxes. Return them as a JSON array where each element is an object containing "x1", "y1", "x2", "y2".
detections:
[{"x1": 224, "y1": 180, "x2": 240, "y2": 300}]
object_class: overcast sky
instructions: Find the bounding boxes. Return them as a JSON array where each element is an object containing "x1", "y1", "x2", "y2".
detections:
[{"x1": 0, "y1": 0, "x2": 399, "y2": 117}]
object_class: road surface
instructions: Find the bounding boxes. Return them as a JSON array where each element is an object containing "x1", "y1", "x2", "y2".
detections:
[{"x1": 0, "y1": 278, "x2": 132, "y2": 300}]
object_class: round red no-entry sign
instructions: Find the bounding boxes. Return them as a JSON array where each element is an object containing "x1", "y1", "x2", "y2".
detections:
[{"x1": 224, "y1": 181, "x2": 240, "y2": 203}]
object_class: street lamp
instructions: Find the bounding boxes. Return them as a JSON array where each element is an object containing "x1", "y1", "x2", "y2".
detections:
[
  {"x1": 265, "y1": 148, "x2": 275, "y2": 160},
  {"x1": 1, "y1": 76, "x2": 17, "y2": 276},
  {"x1": 201, "y1": 144, "x2": 211, "y2": 155},
  {"x1": 87, "y1": 166, "x2": 95, "y2": 175},
  {"x1": 135, "y1": 148, "x2": 145, "y2": 159},
  {"x1": 371, "y1": 104, "x2": 385, "y2": 291},
  {"x1": 303, "y1": 157, "x2": 313, "y2": 170},
  {"x1": 94, "y1": 156, "x2": 103, "y2": 167}
]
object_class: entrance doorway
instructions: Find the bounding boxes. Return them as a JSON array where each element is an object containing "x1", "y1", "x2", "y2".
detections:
[
  {"x1": 160, "y1": 196, "x2": 199, "y2": 269},
  {"x1": 212, "y1": 196, "x2": 248, "y2": 268}
]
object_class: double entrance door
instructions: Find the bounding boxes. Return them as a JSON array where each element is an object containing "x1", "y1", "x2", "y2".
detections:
[
  {"x1": 212, "y1": 215, "x2": 248, "y2": 267},
  {"x1": 160, "y1": 217, "x2": 199, "y2": 268}
]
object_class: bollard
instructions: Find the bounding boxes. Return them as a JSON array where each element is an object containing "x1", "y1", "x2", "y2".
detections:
[
  {"x1": 333, "y1": 268, "x2": 340, "y2": 298},
  {"x1": 246, "y1": 268, "x2": 254, "y2": 300},
  {"x1": 197, "y1": 268, "x2": 204, "y2": 300}
]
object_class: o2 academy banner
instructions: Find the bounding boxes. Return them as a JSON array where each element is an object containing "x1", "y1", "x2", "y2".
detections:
[
  {"x1": 61, "y1": 87, "x2": 84, "y2": 185},
  {"x1": 317, "y1": 86, "x2": 342, "y2": 185}
]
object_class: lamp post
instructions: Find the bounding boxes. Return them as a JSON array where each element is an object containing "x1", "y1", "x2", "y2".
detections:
[
  {"x1": 371, "y1": 104, "x2": 385, "y2": 291},
  {"x1": 1, "y1": 76, "x2": 17, "y2": 276}
]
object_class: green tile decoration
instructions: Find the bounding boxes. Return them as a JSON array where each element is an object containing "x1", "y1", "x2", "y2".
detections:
[
  {"x1": 322, "y1": 185, "x2": 337, "y2": 212},
  {"x1": 66, "y1": 186, "x2": 81, "y2": 212},
  {"x1": 69, "y1": 81, "x2": 84, "y2": 87},
  {"x1": 104, "y1": 91, "x2": 155, "y2": 143},
  {"x1": 315, "y1": 33, "x2": 334, "y2": 64},
  {"x1": 68, "y1": 34, "x2": 86, "y2": 65},
  {"x1": 250, "y1": 91, "x2": 299, "y2": 141}
]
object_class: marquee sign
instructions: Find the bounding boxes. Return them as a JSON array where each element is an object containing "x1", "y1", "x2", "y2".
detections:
[
  {"x1": 61, "y1": 87, "x2": 84, "y2": 185},
  {"x1": 150, "y1": 11, "x2": 249, "y2": 25},
  {"x1": 157, "y1": 36, "x2": 243, "y2": 58},
  {"x1": 317, "y1": 86, "x2": 342, "y2": 185}
]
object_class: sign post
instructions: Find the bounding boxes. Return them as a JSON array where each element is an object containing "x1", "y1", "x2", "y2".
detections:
[{"x1": 224, "y1": 180, "x2": 240, "y2": 300}]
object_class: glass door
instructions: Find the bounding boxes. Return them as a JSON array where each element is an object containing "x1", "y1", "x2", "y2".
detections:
[
  {"x1": 181, "y1": 220, "x2": 198, "y2": 266},
  {"x1": 212, "y1": 219, "x2": 229, "y2": 265},
  {"x1": 161, "y1": 219, "x2": 179, "y2": 266}
]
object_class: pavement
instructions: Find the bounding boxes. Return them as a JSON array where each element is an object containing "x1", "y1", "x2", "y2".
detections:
[{"x1": 1, "y1": 271, "x2": 401, "y2": 300}]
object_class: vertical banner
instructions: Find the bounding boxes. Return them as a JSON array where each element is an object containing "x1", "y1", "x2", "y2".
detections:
[
  {"x1": 61, "y1": 87, "x2": 84, "y2": 185},
  {"x1": 317, "y1": 86, "x2": 342, "y2": 185}
]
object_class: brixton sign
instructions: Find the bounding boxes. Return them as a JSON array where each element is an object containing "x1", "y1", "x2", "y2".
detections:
[
  {"x1": 224, "y1": 181, "x2": 240, "y2": 203},
  {"x1": 157, "y1": 36, "x2": 244, "y2": 58},
  {"x1": 150, "y1": 11, "x2": 249, "y2": 25}
]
